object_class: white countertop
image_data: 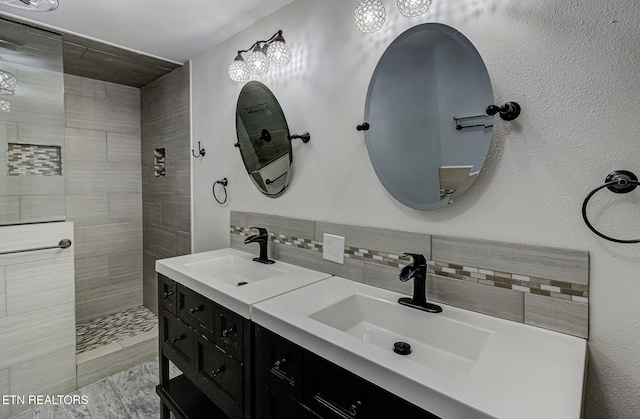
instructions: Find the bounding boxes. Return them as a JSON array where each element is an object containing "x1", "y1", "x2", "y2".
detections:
[
  {"x1": 155, "y1": 248, "x2": 332, "y2": 319},
  {"x1": 252, "y1": 276, "x2": 587, "y2": 419}
]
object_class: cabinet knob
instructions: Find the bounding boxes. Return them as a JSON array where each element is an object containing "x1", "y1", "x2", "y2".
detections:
[
  {"x1": 273, "y1": 358, "x2": 286, "y2": 370},
  {"x1": 163, "y1": 291, "x2": 173, "y2": 299},
  {"x1": 171, "y1": 335, "x2": 184, "y2": 344},
  {"x1": 221, "y1": 326, "x2": 236, "y2": 337},
  {"x1": 189, "y1": 306, "x2": 201, "y2": 314},
  {"x1": 211, "y1": 365, "x2": 226, "y2": 377}
]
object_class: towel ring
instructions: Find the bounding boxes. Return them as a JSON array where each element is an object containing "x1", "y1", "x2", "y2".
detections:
[
  {"x1": 213, "y1": 178, "x2": 228, "y2": 205},
  {"x1": 582, "y1": 170, "x2": 640, "y2": 243}
]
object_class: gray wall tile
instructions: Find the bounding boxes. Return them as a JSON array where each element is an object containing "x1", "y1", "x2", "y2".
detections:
[
  {"x1": 108, "y1": 193, "x2": 142, "y2": 226},
  {"x1": 0, "y1": 197, "x2": 19, "y2": 225},
  {"x1": 65, "y1": 194, "x2": 109, "y2": 227},
  {"x1": 364, "y1": 262, "x2": 413, "y2": 296},
  {"x1": 432, "y1": 235, "x2": 589, "y2": 285},
  {"x1": 107, "y1": 132, "x2": 141, "y2": 164},
  {"x1": 75, "y1": 255, "x2": 110, "y2": 292},
  {"x1": 109, "y1": 250, "x2": 143, "y2": 284},
  {"x1": 230, "y1": 211, "x2": 247, "y2": 228},
  {"x1": 9, "y1": 348, "x2": 76, "y2": 403},
  {"x1": 141, "y1": 65, "x2": 190, "y2": 314},
  {"x1": 5, "y1": 257, "x2": 74, "y2": 316},
  {"x1": 245, "y1": 212, "x2": 315, "y2": 240},
  {"x1": 525, "y1": 293, "x2": 588, "y2": 338},
  {"x1": 74, "y1": 222, "x2": 141, "y2": 259},
  {"x1": 316, "y1": 222, "x2": 432, "y2": 258},
  {"x1": 76, "y1": 281, "x2": 143, "y2": 323},
  {"x1": 64, "y1": 127, "x2": 107, "y2": 162},
  {"x1": 19, "y1": 195, "x2": 66, "y2": 224},
  {"x1": 0, "y1": 302, "x2": 75, "y2": 371},
  {"x1": 275, "y1": 244, "x2": 363, "y2": 282},
  {"x1": 0, "y1": 368, "x2": 8, "y2": 419},
  {"x1": 427, "y1": 274, "x2": 524, "y2": 322},
  {"x1": 0, "y1": 268, "x2": 5, "y2": 318},
  {"x1": 66, "y1": 161, "x2": 142, "y2": 194}
]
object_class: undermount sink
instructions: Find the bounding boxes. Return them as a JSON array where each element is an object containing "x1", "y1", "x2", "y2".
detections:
[
  {"x1": 309, "y1": 293, "x2": 493, "y2": 374},
  {"x1": 184, "y1": 254, "x2": 284, "y2": 287}
]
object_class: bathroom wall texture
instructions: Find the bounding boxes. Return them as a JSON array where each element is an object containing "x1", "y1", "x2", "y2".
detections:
[
  {"x1": 191, "y1": 0, "x2": 640, "y2": 417},
  {"x1": 141, "y1": 64, "x2": 191, "y2": 315},
  {"x1": 64, "y1": 75, "x2": 143, "y2": 324},
  {"x1": 0, "y1": 222, "x2": 76, "y2": 418}
]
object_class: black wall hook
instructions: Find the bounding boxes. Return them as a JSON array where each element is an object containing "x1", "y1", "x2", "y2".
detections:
[
  {"x1": 486, "y1": 102, "x2": 521, "y2": 121},
  {"x1": 287, "y1": 132, "x2": 311, "y2": 143},
  {"x1": 192, "y1": 141, "x2": 206, "y2": 158},
  {"x1": 357, "y1": 122, "x2": 370, "y2": 131}
]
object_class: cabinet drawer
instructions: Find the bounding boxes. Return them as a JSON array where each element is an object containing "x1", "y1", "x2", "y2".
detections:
[
  {"x1": 159, "y1": 275, "x2": 176, "y2": 315},
  {"x1": 177, "y1": 284, "x2": 215, "y2": 338},
  {"x1": 263, "y1": 383, "x2": 320, "y2": 419},
  {"x1": 161, "y1": 312, "x2": 195, "y2": 374},
  {"x1": 195, "y1": 335, "x2": 243, "y2": 419},
  {"x1": 304, "y1": 352, "x2": 437, "y2": 419},
  {"x1": 216, "y1": 306, "x2": 244, "y2": 360},
  {"x1": 262, "y1": 329, "x2": 304, "y2": 401}
]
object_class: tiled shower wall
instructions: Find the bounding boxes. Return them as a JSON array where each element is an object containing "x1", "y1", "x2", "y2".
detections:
[
  {"x1": 0, "y1": 222, "x2": 76, "y2": 418},
  {"x1": 231, "y1": 211, "x2": 589, "y2": 338},
  {"x1": 141, "y1": 63, "x2": 191, "y2": 315},
  {"x1": 64, "y1": 74, "x2": 143, "y2": 323}
]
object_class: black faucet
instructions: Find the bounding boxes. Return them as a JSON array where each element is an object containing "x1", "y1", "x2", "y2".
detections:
[
  {"x1": 398, "y1": 253, "x2": 442, "y2": 313},
  {"x1": 244, "y1": 227, "x2": 275, "y2": 264}
]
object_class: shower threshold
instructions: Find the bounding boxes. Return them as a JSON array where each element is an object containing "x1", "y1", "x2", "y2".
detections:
[{"x1": 75, "y1": 306, "x2": 158, "y2": 387}]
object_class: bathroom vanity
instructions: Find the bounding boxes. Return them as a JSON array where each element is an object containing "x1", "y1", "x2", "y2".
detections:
[{"x1": 156, "y1": 248, "x2": 587, "y2": 419}]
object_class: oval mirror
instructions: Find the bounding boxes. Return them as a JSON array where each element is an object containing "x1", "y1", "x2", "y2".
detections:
[
  {"x1": 365, "y1": 23, "x2": 494, "y2": 210},
  {"x1": 236, "y1": 81, "x2": 292, "y2": 197}
]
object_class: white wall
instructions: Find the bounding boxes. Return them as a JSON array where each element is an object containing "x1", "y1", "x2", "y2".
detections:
[{"x1": 191, "y1": 1, "x2": 640, "y2": 417}]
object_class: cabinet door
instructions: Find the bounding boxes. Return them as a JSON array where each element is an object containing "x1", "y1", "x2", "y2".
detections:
[
  {"x1": 261, "y1": 328, "x2": 304, "y2": 401},
  {"x1": 177, "y1": 284, "x2": 215, "y2": 339},
  {"x1": 304, "y1": 352, "x2": 438, "y2": 419},
  {"x1": 161, "y1": 312, "x2": 195, "y2": 375},
  {"x1": 159, "y1": 275, "x2": 176, "y2": 315},
  {"x1": 195, "y1": 334, "x2": 243, "y2": 419},
  {"x1": 216, "y1": 306, "x2": 244, "y2": 360},
  {"x1": 264, "y1": 383, "x2": 320, "y2": 419}
]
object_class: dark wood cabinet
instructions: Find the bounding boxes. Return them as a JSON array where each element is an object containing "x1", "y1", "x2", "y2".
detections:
[
  {"x1": 256, "y1": 326, "x2": 438, "y2": 419},
  {"x1": 157, "y1": 275, "x2": 252, "y2": 419},
  {"x1": 158, "y1": 275, "x2": 438, "y2": 419}
]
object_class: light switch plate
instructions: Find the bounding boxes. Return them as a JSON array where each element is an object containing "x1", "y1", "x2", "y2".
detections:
[{"x1": 323, "y1": 234, "x2": 345, "y2": 264}]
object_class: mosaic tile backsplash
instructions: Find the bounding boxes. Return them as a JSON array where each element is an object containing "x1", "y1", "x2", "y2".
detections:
[
  {"x1": 8, "y1": 143, "x2": 62, "y2": 176},
  {"x1": 231, "y1": 212, "x2": 590, "y2": 338}
]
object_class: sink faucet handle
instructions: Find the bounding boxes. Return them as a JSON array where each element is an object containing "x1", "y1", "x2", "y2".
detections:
[
  {"x1": 249, "y1": 226, "x2": 269, "y2": 236},
  {"x1": 402, "y1": 252, "x2": 426, "y2": 266}
]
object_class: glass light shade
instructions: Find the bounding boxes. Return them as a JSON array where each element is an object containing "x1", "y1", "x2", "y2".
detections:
[
  {"x1": 0, "y1": 0, "x2": 58, "y2": 11},
  {"x1": 355, "y1": 0, "x2": 386, "y2": 33},
  {"x1": 0, "y1": 70, "x2": 16, "y2": 94},
  {"x1": 229, "y1": 55, "x2": 250, "y2": 82},
  {"x1": 246, "y1": 44, "x2": 269, "y2": 75},
  {"x1": 396, "y1": 0, "x2": 432, "y2": 17},
  {"x1": 266, "y1": 38, "x2": 291, "y2": 67},
  {"x1": 0, "y1": 98, "x2": 9, "y2": 112}
]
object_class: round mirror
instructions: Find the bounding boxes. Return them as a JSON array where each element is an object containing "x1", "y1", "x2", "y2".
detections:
[
  {"x1": 365, "y1": 23, "x2": 494, "y2": 210},
  {"x1": 236, "y1": 81, "x2": 292, "y2": 197}
]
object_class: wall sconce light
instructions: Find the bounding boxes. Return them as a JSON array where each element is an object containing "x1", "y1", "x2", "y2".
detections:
[
  {"x1": 0, "y1": 70, "x2": 16, "y2": 95},
  {"x1": 355, "y1": 0, "x2": 432, "y2": 33},
  {"x1": 0, "y1": 0, "x2": 58, "y2": 12},
  {"x1": 228, "y1": 30, "x2": 291, "y2": 82},
  {"x1": 0, "y1": 98, "x2": 9, "y2": 112}
]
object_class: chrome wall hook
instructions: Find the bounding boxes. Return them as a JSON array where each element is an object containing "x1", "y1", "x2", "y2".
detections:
[
  {"x1": 486, "y1": 101, "x2": 521, "y2": 121},
  {"x1": 192, "y1": 141, "x2": 206, "y2": 158}
]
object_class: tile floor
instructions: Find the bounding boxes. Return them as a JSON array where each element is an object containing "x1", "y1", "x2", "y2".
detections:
[
  {"x1": 10, "y1": 359, "x2": 178, "y2": 419},
  {"x1": 76, "y1": 307, "x2": 158, "y2": 354}
]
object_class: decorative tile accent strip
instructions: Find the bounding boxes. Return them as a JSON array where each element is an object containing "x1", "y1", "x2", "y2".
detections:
[
  {"x1": 230, "y1": 225, "x2": 588, "y2": 303},
  {"x1": 154, "y1": 147, "x2": 166, "y2": 177},
  {"x1": 8, "y1": 142, "x2": 62, "y2": 175},
  {"x1": 76, "y1": 306, "x2": 158, "y2": 354}
]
